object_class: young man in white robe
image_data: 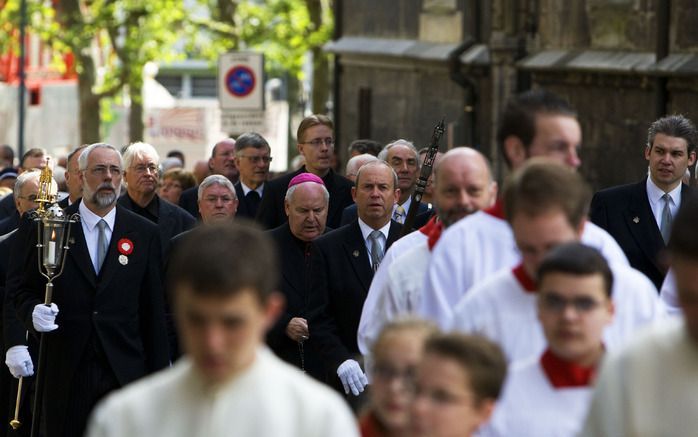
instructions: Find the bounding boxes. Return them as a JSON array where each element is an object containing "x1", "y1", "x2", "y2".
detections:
[
  {"x1": 421, "y1": 89, "x2": 628, "y2": 329},
  {"x1": 481, "y1": 243, "x2": 614, "y2": 437},
  {"x1": 86, "y1": 223, "x2": 359, "y2": 437},
  {"x1": 580, "y1": 192, "x2": 698, "y2": 437},
  {"x1": 451, "y1": 160, "x2": 661, "y2": 363}
]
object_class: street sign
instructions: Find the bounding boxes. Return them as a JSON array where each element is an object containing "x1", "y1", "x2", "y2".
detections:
[
  {"x1": 220, "y1": 109, "x2": 266, "y2": 134},
  {"x1": 218, "y1": 52, "x2": 264, "y2": 111}
]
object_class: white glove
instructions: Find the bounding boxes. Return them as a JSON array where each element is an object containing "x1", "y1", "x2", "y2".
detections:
[
  {"x1": 5, "y1": 345, "x2": 34, "y2": 378},
  {"x1": 337, "y1": 359, "x2": 368, "y2": 396},
  {"x1": 32, "y1": 303, "x2": 59, "y2": 332}
]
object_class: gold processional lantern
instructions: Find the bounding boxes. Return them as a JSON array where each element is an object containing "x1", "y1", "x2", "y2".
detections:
[{"x1": 10, "y1": 163, "x2": 79, "y2": 433}]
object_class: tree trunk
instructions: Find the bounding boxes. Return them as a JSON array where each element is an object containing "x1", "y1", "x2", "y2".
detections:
[
  {"x1": 128, "y1": 83, "x2": 144, "y2": 142},
  {"x1": 77, "y1": 51, "x2": 101, "y2": 144},
  {"x1": 305, "y1": 0, "x2": 329, "y2": 114}
]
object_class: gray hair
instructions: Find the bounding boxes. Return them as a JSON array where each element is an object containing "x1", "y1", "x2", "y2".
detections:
[
  {"x1": 345, "y1": 153, "x2": 379, "y2": 177},
  {"x1": 377, "y1": 139, "x2": 420, "y2": 169},
  {"x1": 355, "y1": 160, "x2": 399, "y2": 189},
  {"x1": 14, "y1": 169, "x2": 41, "y2": 195},
  {"x1": 198, "y1": 174, "x2": 237, "y2": 201},
  {"x1": 78, "y1": 143, "x2": 123, "y2": 171},
  {"x1": 123, "y1": 142, "x2": 160, "y2": 170},
  {"x1": 284, "y1": 182, "x2": 330, "y2": 204}
]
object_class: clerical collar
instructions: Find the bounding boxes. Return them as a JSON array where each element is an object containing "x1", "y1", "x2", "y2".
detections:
[
  {"x1": 512, "y1": 263, "x2": 537, "y2": 293},
  {"x1": 240, "y1": 180, "x2": 264, "y2": 197},
  {"x1": 540, "y1": 348, "x2": 598, "y2": 388},
  {"x1": 483, "y1": 198, "x2": 504, "y2": 219}
]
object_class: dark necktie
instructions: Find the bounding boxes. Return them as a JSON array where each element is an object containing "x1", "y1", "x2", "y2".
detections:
[
  {"x1": 96, "y1": 219, "x2": 108, "y2": 273},
  {"x1": 246, "y1": 191, "x2": 261, "y2": 216},
  {"x1": 660, "y1": 193, "x2": 673, "y2": 244}
]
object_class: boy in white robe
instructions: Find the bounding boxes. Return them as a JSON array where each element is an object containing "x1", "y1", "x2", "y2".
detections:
[
  {"x1": 451, "y1": 160, "x2": 661, "y2": 363},
  {"x1": 480, "y1": 243, "x2": 615, "y2": 437},
  {"x1": 86, "y1": 224, "x2": 358, "y2": 437}
]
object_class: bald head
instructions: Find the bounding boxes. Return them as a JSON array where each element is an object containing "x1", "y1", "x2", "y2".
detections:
[
  {"x1": 345, "y1": 153, "x2": 379, "y2": 182},
  {"x1": 433, "y1": 147, "x2": 497, "y2": 227},
  {"x1": 209, "y1": 138, "x2": 238, "y2": 182}
]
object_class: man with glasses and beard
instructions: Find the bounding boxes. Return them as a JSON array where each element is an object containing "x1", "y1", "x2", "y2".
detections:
[{"x1": 13, "y1": 143, "x2": 169, "y2": 437}]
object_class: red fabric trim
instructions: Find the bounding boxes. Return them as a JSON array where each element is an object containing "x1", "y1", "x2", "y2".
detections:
[
  {"x1": 483, "y1": 198, "x2": 504, "y2": 219},
  {"x1": 512, "y1": 263, "x2": 537, "y2": 292},
  {"x1": 419, "y1": 215, "x2": 438, "y2": 236},
  {"x1": 359, "y1": 411, "x2": 387, "y2": 437},
  {"x1": 540, "y1": 349, "x2": 597, "y2": 388},
  {"x1": 427, "y1": 219, "x2": 445, "y2": 251}
]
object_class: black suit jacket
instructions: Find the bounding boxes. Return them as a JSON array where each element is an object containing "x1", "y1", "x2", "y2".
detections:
[
  {"x1": 0, "y1": 213, "x2": 18, "y2": 235},
  {"x1": 309, "y1": 220, "x2": 402, "y2": 376},
  {"x1": 256, "y1": 167, "x2": 354, "y2": 230},
  {"x1": 14, "y1": 203, "x2": 169, "y2": 437},
  {"x1": 118, "y1": 194, "x2": 196, "y2": 259},
  {"x1": 0, "y1": 193, "x2": 15, "y2": 221},
  {"x1": 178, "y1": 185, "x2": 200, "y2": 219},
  {"x1": 234, "y1": 182, "x2": 263, "y2": 220},
  {"x1": 266, "y1": 223, "x2": 329, "y2": 381},
  {"x1": 590, "y1": 179, "x2": 692, "y2": 289}
]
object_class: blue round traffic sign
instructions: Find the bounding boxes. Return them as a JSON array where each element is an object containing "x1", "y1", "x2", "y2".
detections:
[{"x1": 225, "y1": 66, "x2": 256, "y2": 97}]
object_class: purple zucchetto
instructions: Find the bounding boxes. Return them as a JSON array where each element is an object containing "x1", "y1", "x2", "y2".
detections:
[{"x1": 288, "y1": 172, "x2": 325, "y2": 189}]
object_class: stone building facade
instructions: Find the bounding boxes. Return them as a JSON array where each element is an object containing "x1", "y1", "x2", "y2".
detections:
[{"x1": 326, "y1": 0, "x2": 698, "y2": 190}]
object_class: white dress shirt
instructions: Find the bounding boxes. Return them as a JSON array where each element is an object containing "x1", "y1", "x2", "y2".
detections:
[
  {"x1": 240, "y1": 181, "x2": 264, "y2": 197},
  {"x1": 79, "y1": 201, "x2": 116, "y2": 274},
  {"x1": 357, "y1": 218, "x2": 390, "y2": 265}
]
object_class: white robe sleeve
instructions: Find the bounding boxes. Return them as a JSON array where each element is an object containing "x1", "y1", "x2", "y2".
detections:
[
  {"x1": 659, "y1": 269, "x2": 682, "y2": 317},
  {"x1": 578, "y1": 351, "x2": 628, "y2": 437}
]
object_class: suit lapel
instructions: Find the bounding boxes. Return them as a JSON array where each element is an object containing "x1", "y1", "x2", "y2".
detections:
[
  {"x1": 343, "y1": 222, "x2": 373, "y2": 293},
  {"x1": 386, "y1": 220, "x2": 403, "y2": 249},
  {"x1": 626, "y1": 181, "x2": 665, "y2": 271},
  {"x1": 67, "y1": 208, "x2": 97, "y2": 287},
  {"x1": 97, "y1": 207, "x2": 131, "y2": 291}
]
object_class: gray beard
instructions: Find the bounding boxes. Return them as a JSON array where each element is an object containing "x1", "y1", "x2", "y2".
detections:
[{"x1": 86, "y1": 183, "x2": 120, "y2": 209}]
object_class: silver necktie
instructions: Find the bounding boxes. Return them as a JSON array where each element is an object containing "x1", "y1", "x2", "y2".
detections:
[
  {"x1": 369, "y1": 230, "x2": 384, "y2": 272},
  {"x1": 660, "y1": 193, "x2": 673, "y2": 244},
  {"x1": 96, "y1": 219, "x2": 108, "y2": 272}
]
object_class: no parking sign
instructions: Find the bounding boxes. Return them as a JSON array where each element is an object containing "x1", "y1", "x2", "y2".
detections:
[{"x1": 218, "y1": 52, "x2": 264, "y2": 111}]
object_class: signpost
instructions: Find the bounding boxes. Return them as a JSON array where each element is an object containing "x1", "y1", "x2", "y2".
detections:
[{"x1": 219, "y1": 52, "x2": 265, "y2": 134}]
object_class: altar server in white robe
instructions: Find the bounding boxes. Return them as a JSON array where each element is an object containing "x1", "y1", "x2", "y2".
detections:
[
  {"x1": 86, "y1": 223, "x2": 358, "y2": 437},
  {"x1": 358, "y1": 147, "x2": 497, "y2": 358},
  {"x1": 580, "y1": 193, "x2": 698, "y2": 437},
  {"x1": 421, "y1": 89, "x2": 628, "y2": 329},
  {"x1": 452, "y1": 161, "x2": 661, "y2": 363},
  {"x1": 480, "y1": 243, "x2": 615, "y2": 437}
]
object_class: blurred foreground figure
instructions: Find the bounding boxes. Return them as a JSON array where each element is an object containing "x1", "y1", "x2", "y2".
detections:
[
  {"x1": 580, "y1": 193, "x2": 698, "y2": 437},
  {"x1": 87, "y1": 223, "x2": 359, "y2": 437}
]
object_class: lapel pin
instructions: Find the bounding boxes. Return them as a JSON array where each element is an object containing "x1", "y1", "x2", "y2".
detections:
[
  {"x1": 117, "y1": 238, "x2": 133, "y2": 267},
  {"x1": 633, "y1": 216, "x2": 640, "y2": 224},
  {"x1": 118, "y1": 254, "x2": 128, "y2": 266},
  {"x1": 352, "y1": 250, "x2": 360, "y2": 258}
]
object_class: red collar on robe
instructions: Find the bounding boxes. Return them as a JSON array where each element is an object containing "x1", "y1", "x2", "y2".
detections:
[
  {"x1": 418, "y1": 216, "x2": 445, "y2": 251},
  {"x1": 483, "y1": 198, "x2": 505, "y2": 219},
  {"x1": 512, "y1": 263, "x2": 537, "y2": 293},
  {"x1": 359, "y1": 411, "x2": 387, "y2": 437},
  {"x1": 540, "y1": 348, "x2": 598, "y2": 388}
]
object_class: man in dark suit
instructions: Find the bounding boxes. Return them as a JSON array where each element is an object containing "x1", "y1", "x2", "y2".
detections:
[
  {"x1": 58, "y1": 145, "x2": 87, "y2": 208},
  {"x1": 0, "y1": 169, "x2": 45, "y2": 236},
  {"x1": 340, "y1": 139, "x2": 432, "y2": 228},
  {"x1": 14, "y1": 143, "x2": 169, "y2": 437},
  {"x1": 591, "y1": 115, "x2": 697, "y2": 289},
  {"x1": 0, "y1": 148, "x2": 48, "y2": 221},
  {"x1": 118, "y1": 142, "x2": 195, "y2": 259},
  {"x1": 267, "y1": 173, "x2": 330, "y2": 382},
  {"x1": 256, "y1": 114, "x2": 354, "y2": 229},
  {"x1": 233, "y1": 132, "x2": 271, "y2": 219},
  {"x1": 309, "y1": 160, "x2": 402, "y2": 397},
  {"x1": 178, "y1": 138, "x2": 238, "y2": 219}
]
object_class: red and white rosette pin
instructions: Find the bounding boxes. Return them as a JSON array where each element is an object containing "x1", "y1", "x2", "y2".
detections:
[{"x1": 117, "y1": 238, "x2": 133, "y2": 265}]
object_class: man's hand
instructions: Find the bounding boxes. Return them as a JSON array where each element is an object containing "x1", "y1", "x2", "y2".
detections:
[
  {"x1": 32, "y1": 303, "x2": 59, "y2": 332},
  {"x1": 337, "y1": 359, "x2": 368, "y2": 396},
  {"x1": 285, "y1": 317, "x2": 309, "y2": 342},
  {"x1": 5, "y1": 345, "x2": 34, "y2": 378}
]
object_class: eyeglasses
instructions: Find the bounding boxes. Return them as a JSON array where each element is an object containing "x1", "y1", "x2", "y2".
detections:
[
  {"x1": 18, "y1": 194, "x2": 38, "y2": 202},
  {"x1": 415, "y1": 385, "x2": 474, "y2": 406},
  {"x1": 203, "y1": 195, "x2": 235, "y2": 204},
  {"x1": 87, "y1": 165, "x2": 122, "y2": 176},
  {"x1": 239, "y1": 155, "x2": 273, "y2": 164},
  {"x1": 540, "y1": 293, "x2": 603, "y2": 313},
  {"x1": 132, "y1": 164, "x2": 158, "y2": 174},
  {"x1": 300, "y1": 137, "x2": 335, "y2": 147},
  {"x1": 372, "y1": 363, "x2": 417, "y2": 387}
]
